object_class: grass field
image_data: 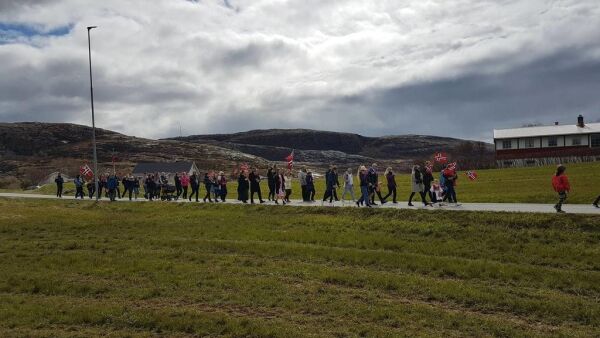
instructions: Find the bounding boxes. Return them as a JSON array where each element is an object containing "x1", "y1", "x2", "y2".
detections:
[
  {"x1": 4, "y1": 162, "x2": 600, "y2": 204},
  {"x1": 0, "y1": 199, "x2": 599, "y2": 337}
]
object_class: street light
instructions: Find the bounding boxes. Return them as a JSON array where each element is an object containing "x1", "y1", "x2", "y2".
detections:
[{"x1": 87, "y1": 26, "x2": 100, "y2": 200}]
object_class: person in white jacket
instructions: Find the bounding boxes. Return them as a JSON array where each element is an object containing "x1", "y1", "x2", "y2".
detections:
[{"x1": 341, "y1": 168, "x2": 355, "y2": 202}]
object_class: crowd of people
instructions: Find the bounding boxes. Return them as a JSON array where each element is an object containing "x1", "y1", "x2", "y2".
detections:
[{"x1": 52, "y1": 163, "x2": 598, "y2": 213}]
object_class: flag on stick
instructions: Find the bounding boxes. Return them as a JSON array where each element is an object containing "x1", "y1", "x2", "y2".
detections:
[
  {"x1": 285, "y1": 150, "x2": 295, "y2": 169},
  {"x1": 466, "y1": 170, "x2": 478, "y2": 181},
  {"x1": 79, "y1": 163, "x2": 94, "y2": 179},
  {"x1": 434, "y1": 152, "x2": 448, "y2": 164},
  {"x1": 447, "y1": 162, "x2": 457, "y2": 171},
  {"x1": 425, "y1": 161, "x2": 433, "y2": 173}
]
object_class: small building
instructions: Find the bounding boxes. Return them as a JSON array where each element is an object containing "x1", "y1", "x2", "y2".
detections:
[
  {"x1": 131, "y1": 161, "x2": 199, "y2": 183},
  {"x1": 493, "y1": 115, "x2": 600, "y2": 167}
]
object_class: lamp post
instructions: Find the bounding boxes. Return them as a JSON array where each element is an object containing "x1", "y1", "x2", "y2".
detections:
[{"x1": 87, "y1": 26, "x2": 100, "y2": 200}]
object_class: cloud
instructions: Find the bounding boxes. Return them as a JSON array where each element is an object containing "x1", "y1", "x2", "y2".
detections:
[{"x1": 0, "y1": 0, "x2": 599, "y2": 141}]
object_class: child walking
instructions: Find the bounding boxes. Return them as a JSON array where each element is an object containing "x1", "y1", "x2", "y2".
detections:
[{"x1": 551, "y1": 165, "x2": 570, "y2": 213}]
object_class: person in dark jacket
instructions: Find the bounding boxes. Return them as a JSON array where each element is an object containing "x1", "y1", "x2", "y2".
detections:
[
  {"x1": 305, "y1": 170, "x2": 315, "y2": 201},
  {"x1": 74, "y1": 175, "x2": 84, "y2": 199},
  {"x1": 442, "y1": 167, "x2": 459, "y2": 205},
  {"x1": 121, "y1": 176, "x2": 129, "y2": 200},
  {"x1": 123, "y1": 175, "x2": 134, "y2": 201},
  {"x1": 322, "y1": 166, "x2": 339, "y2": 204},
  {"x1": 189, "y1": 172, "x2": 200, "y2": 202},
  {"x1": 367, "y1": 163, "x2": 386, "y2": 205},
  {"x1": 174, "y1": 173, "x2": 182, "y2": 199},
  {"x1": 422, "y1": 167, "x2": 434, "y2": 204},
  {"x1": 106, "y1": 174, "x2": 118, "y2": 202},
  {"x1": 217, "y1": 171, "x2": 227, "y2": 202},
  {"x1": 267, "y1": 165, "x2": 276, "y2": 201},
  {"x1": 249, "y1": 168, "x2": 265, "y2": 204},
  {"x1": 132, "y1": 176, "x2": 140, "y2": 200},
  {"x1": 203, "y1": 172, "x2": 213, "y2": 203},
  {"x1": 382, "y1": 167, "x2": 397, "y2": 203},
  {"x1": 145, "y1": 174, "x2": 156, "y2": 201},
  {"x1": 87, "y1": 179, "x2": 96, "y2": 199},
  {"x1": 356, "y1": 166, "x2": 371, "y2": 208},
  {"x1": 332, "y1": 167, "x2": 340, "y2": 201},
  {"x1": 237, "y1": 171, "x2": 249, "y2": 203},
  {"x1": 55, "y1": 173, "x2": 64, "y2": 198}
]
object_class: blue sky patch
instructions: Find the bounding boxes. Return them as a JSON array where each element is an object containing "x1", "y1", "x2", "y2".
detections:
[{"x1": 0, "y1": 22, "x2": 73, "y2": 44}]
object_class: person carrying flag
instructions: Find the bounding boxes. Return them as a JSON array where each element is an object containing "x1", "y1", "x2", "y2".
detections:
[{"x1": 442, "y1": 165, "x2": 460, "y2": 206}]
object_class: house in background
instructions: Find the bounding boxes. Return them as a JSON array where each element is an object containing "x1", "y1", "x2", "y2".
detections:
[
  {"x1": 132, "y1": 161, "x2": 199, "y2": 183},
  {"x1": 494, "y1": 115, "x2": 600, "y2": 167}
]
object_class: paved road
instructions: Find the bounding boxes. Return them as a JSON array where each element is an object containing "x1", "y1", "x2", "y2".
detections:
[{"x1": 1, "y1": 192, "x2": 599, "y2": 215}]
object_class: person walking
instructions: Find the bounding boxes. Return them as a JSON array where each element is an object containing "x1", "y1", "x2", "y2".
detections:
[
  {"x1": 298, "y1": 167, "x2": 308, "y2": 202},
  {"x1": 249, "y1": 168, "x2": 265, "y2": 204},
  {"x1": 284, "y1": 170, "x2": 293, "y2": 203},
  {"x1": 189, "y1": 172, "x2": 200, "y2": 202},
  {"x1": 552, "y1": 165, "x2": 570, "y2": 213},
  {"x1": 306, "y1": 169, "x2": 315, "y2": 202},
  {"x1": 267, "y1": 165, "x2": 276, "y2": 201},
  {"x1": 356, "y1": 166, "x2": 371, "y2": 208},
  {"x1": 132, "y1": 176, "x2": 140, "y2": 200},
  {"x1": 87, "y1": 179, "x2": 96, "y2": 199},
  {"x1": 382, "y1": 167, "x2": 397, "y2": 203},
  {"x1": 121, "y1": 175, "x2": 130, "y2": 200},
  {"x1": 331, "y1": 166, "x2": 340, "y2": 201},
  {"x1": 180, "y1": 172, "x2": 190, "y2": 200},
  {"x1": 203, "y1": 172, "x2": 213, "y2": 203},
  {"x1": 442, "y1": 165, "x2": 459, "y2": 206},
  {"x1": 74, "y1": 175, "x2": 84, "y2": 199},
  {"x1": 145, "y1": 175, "x2": 156, "y2": 201},
  {"x1": 124, "y1": 175, "x2": 134, "y2": 201},
  {"x1": 174, "y1": 173, "x2": 182, "y2": 200},
  {"x1": 423, "y1": 167, "x2": 434, "y2": 204},
  {"x1": 367, "y1": 164, "x2": 386, "y2": 205},
  {"x1": 274, "y1": 168, "x2": 286, "y2": 205},
  {"x1": 408, "y1": 165, "x2": 429, "y2": 207},
  {"x1": 55, "y1": 173, "x2": 64, "y2": 198},
  {"x1": 322, "y1": 166, "x2": 335, "y2": 204},
  {"x1": 217, "y1": 171, "x2": 227, "y2": 202},
  {"x1": 106, "y1": 174, "x2": 118, "y2": 202},
  {"x1": 237, "y1": 171, "x2": 249, "y2": 203},
  {"x1": 341, "y1": 168, "x2": 355, "y2": 203}
]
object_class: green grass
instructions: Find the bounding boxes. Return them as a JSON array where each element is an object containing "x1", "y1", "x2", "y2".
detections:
[
  {"x1": 3, "y1": 161, "x2": 600, "y2": 204},
  {"x1": 0, "y1": 199, "x2": 599, "y2": 337}
]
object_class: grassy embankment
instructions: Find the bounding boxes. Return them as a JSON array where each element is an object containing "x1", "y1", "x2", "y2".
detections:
[
  {"x1": 0, "y1": 199, "x2": 599, "y2": 336},
  {"x1": 2, "y1": 162, "x2": 599, "y2": 204}
]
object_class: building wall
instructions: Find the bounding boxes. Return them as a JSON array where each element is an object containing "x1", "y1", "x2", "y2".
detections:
[{"x1": 517, "y1": 137, "x2": 541, "y2": 149}]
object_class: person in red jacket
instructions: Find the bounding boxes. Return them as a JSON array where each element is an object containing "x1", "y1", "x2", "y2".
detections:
[{"x1": 551, "y1": 165, "x2": 570, "y2": 213}]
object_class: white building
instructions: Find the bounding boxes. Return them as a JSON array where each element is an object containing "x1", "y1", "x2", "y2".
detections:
[{"x1": 493, "y1": 115, "x2": 600, "y2": 167}]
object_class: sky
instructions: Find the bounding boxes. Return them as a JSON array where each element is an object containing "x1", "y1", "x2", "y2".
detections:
[{"x1": 0, "y1": 0, "x2": 599, "y2": 142}]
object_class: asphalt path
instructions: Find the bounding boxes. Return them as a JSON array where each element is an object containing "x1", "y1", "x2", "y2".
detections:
[{"x1": 1, "y1": 193, "x2": 599, "y2": 215}]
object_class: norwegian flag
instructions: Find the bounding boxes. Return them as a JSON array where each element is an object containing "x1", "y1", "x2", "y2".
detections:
[
  {"x1": 240, "y1": 163, "x2": 249, "y2": 172},
  {"x1": 79, "y1": 164, "x2": 94, "y2": 178},
  {"x1": 466, "y1": 170, "x2": 478, "y2": 181},
  {"x1": 425, "y1": 161, "x2": 433, "y2": 173},
  {"x1": 285, "y1": 150, "x2": 294, "y2": 169},
  {"x1": 447, "y1": 162, "x2": 457, "y2": 171},
  {"x1": 434, "y1": 152, "x2": 448, "y2": 164}
]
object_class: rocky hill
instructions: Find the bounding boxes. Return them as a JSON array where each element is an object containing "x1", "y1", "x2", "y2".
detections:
[{"x1": 168, "y1": 129, "x2": 494, "y2": 164}]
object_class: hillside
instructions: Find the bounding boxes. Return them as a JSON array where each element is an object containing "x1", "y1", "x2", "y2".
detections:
[
  {"x1": 0, "y1": 122, "x2": 265, "y2": 188},
  {"x1": 168, "y1": 129, "x2": 494, "y2": 164}
]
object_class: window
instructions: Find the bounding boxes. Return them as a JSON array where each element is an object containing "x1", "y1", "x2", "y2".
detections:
[
  {"x1": 523, "y1": 138, "x2": 535, "y2": 148},
  {"x1": 571, "y1": 137, "x2": 582, "y2": 146},
  {"x1": 548, "y1": 137, "x2": 558, "y2": 147},
  {"x1": 502, "y1": 140, "x2": 512, "y2": 149},
  {"x1": 592, "y1": 134, "x2": 600, "y2": 147}
]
